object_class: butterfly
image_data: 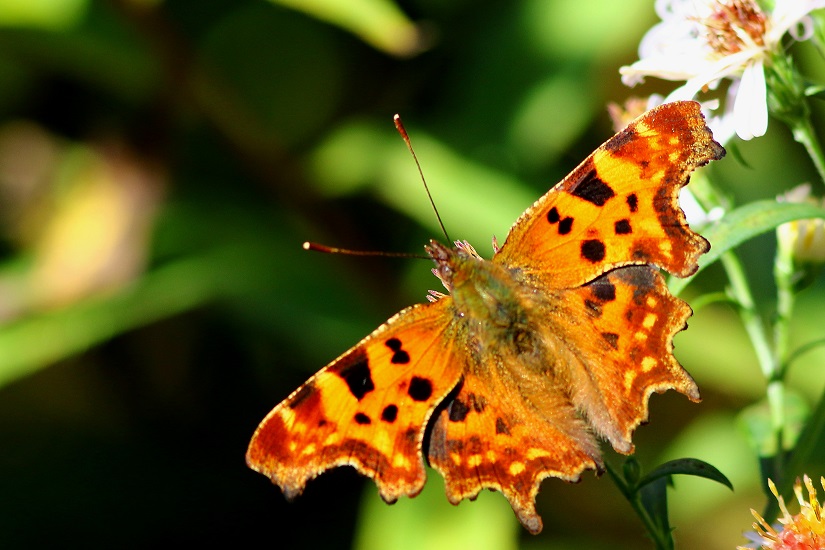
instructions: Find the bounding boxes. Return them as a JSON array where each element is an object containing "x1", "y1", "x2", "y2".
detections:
[{"x1": 246, "y1": 100, "x2": 725, "y2": 534}]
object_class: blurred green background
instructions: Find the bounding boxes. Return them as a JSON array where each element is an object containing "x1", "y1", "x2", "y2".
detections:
[{"x1": 1, "y1": 1, "x2": 824, "y2": 548}]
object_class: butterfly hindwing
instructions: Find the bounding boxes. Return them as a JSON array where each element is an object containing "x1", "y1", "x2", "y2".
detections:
[
  {"x1": 246, "y1": 299, "x2": 463, "y2": 503},
  {"x1": 541, "y1": 265, "x2": 701, "y2": 454},
  {"x1": 428, "y1": 361, "x2": 602, "y2": 534},
  {"x1": 425, "y1": 267, "x2": 700, "y2": 533},
  {"x1": 495, "y1": 101, "x2": 724, "y2": 288}
]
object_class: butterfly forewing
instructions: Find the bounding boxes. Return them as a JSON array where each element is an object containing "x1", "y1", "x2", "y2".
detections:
[
  {"x1": 495, "y1": 101, "x2": 724, "y2": 288},
  {"x1": 247, "y1": 299, "x2": 464, "y2": 503}
]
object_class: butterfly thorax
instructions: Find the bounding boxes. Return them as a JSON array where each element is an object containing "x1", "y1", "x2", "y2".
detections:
[{"x1": 426, "y1": 240, "x2": 530, "y2": 339}]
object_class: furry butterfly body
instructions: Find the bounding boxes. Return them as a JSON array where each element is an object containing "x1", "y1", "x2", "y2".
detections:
[{"x1": 247, "y1": 101, "x2": 725, "y2": 533}]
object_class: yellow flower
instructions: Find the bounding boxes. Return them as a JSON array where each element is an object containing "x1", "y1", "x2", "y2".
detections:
[
  {"x1": 740, "y1": 476, "x2": 825, "y2": 549},
  {"x1": 777, "y1": 184, "x2": 825, "y2": 264}
]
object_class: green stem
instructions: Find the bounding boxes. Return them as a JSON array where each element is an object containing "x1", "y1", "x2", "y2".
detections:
[
  {"x1": 606, "y1": 462, "x2": 673, "y2": 550},
  {"x1": 720, "y1": 253, "x2": 774, "y2": 379},
  {"x1": 791, "y1": 117, "x2": 825, "y2": 186},
  {"x1": 773, "y1": 244, "x2": 795, "y2": 381},
  {"x1": 720, "y1": 252, "x2": 785, "y2": 481},
  {"x1": 770, "y1": 204, "x2": 802, "y2": 478},
  {"x1": 766, "y1": 380, "x2": 786, "y2": 476},
  {"x1": 785, "y1": 337, "x2": 825, "y2": 369},
  {"x1": 773, "y1": 219, "x2": 798, "y2": 385}
]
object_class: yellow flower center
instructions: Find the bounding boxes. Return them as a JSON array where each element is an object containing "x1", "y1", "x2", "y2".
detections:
[{"x1": 699, "y1": 0, "x2": 768, "y2": 55}]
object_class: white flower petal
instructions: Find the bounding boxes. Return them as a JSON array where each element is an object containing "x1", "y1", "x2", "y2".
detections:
[
  {"x1": 637, "y1": 17, "x2": 709, "y2": 60},
  {"x1": 655, "y1": 0, "x2": 712, "y2": 21},
  {"x1": 663, "y1": 49, "x2": 758, "y2": 101},
  {"x1": 704, "y1": 81, "x2": 741, "y2": 146},
  {"x1": 707, "y1": 113, "x2": 738, "y2": 145},
  {"x1": 733, "y1": 60, "x2": 768, "y2": 140},
  {"x1": 620, "y1": 54, "x2": 719, "y2": 86},
  {"x1": 679, "y1": 187, "x2": 709, "y2": 227},
  {"x1": 768, "y1": 0, "x2": 825, "y2": 43}
]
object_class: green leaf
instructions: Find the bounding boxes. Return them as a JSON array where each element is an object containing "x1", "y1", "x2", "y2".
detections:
[
  {"x1": 638, "y1": 458, "x2": 734, "y2": 491},
  {"x1": 671, "y1": 201, "x2": 825, "y2": 295},
  {"x1": 0, "y1": 252, "x2": 224, "y2": 389},
  {"x1": 737, "y1": 391, "x2": 809, "y2": 457},
  {"x1": 271, "y1": 0, "x2": 424, "y2": 57},
  {"x1": 0, "y1": 0, "x2": 88, "y2": 29},
  {"x1": 639, "y1": 476, "x2": 671, "y2": 545}
]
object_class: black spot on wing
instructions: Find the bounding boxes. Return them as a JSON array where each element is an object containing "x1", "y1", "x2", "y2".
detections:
[
  {"x1": 381, "y1": 404, "x2": 398, "y2": 423},
  {"x1": 495, "y1": 417, "x2": 511, "y2": 435},
  {"x1": 288, "y1": 382, "x2": 316, "y2": 409},
  {"x1": 571, "y1": 168, "x2": 615, "y2": 206},
  {"x1": 632, "y1": 248, "x2": 649, "y2": 261},
  {"x1": 448, "y1": 398, "x2": 470, "y2": 422},
  {"x1": 354, "y1": 412, "x2": 371, "y2": 425},
  {"x1": 547, "y1": 206, "x2": 574, "y2": 235},
  {"x1": 590, "y1": 278, "x2": 616, "y2": 302},
  {"x1": 627, "y1": 193, "x2": 638, "y2": 213},
  {"x1": 601, "y1": 332, "x2": 619, "y2": 349},
  {"x1": 616, "y1": 266, "x2": 657, "y2": 305},
  {"x1": 385, "y1": 337, "x2": 410, "y2": 364},
  {"x1": 335, "y1": 352, "x2": 375, "y2": 401},
  {"x1": 408, "y1": 376, "x2": 433, "y2": 402},
  {"x1": 581, "y1": 239, "x2": 606, "y2": 263},
  {"x1": 614, "y1": 219, "x2": 632, "y2": 234},
  {"x1": 604, "y1": 127, "x2": 635, "y2": 152}
]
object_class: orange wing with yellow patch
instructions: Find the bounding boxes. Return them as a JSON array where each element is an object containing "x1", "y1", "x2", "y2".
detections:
[
  {"x1": 547, "y1": 265, "x2": 701, "y2": 453},
  {"x1": 428, "y1": 364, "x2": 601, "y2": 534},
  {"x1": 495, "y1": 101, "x2": 724, "y2": 288},
  {"x1": 246, "y1": 299, "x2": 464, "y2": 504},
  {"x1": 425, "y1": 265, "x2": 700, "y2": 534}
]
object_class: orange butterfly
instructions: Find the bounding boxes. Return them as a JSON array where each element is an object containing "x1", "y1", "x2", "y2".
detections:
[{"x1": 246, "y1": 100, "x2": 725, "y2": 533}]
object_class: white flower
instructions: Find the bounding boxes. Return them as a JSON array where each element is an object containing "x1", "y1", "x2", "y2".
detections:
[{"x1": 620, "y1": 0, "x2": 825, "y2": 140}]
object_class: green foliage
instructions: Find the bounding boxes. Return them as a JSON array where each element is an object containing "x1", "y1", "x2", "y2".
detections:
[
  {"x1": 2, "y1": 1, "x2": 825, "y2": 549},
  {"x1": 670, "y1": 200, "x2": 825, "y2": 295}
]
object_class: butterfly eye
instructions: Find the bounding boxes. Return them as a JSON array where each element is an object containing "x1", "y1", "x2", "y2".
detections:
[{"x1": 434, "y1": 264, "x2": 452, "y2": 281}]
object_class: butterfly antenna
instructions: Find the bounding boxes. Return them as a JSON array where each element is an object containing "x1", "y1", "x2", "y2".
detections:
[
  {"x1": 394, "y1": 114, "x2": 451, "y2": 243},
  {"x1": 303, "y1": 242, "x2": 428, "y2": 259}
]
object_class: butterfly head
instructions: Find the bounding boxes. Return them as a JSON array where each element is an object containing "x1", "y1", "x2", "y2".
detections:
[{"x1": 425, "y1": 240, "x2": 483, "y2": 292}]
